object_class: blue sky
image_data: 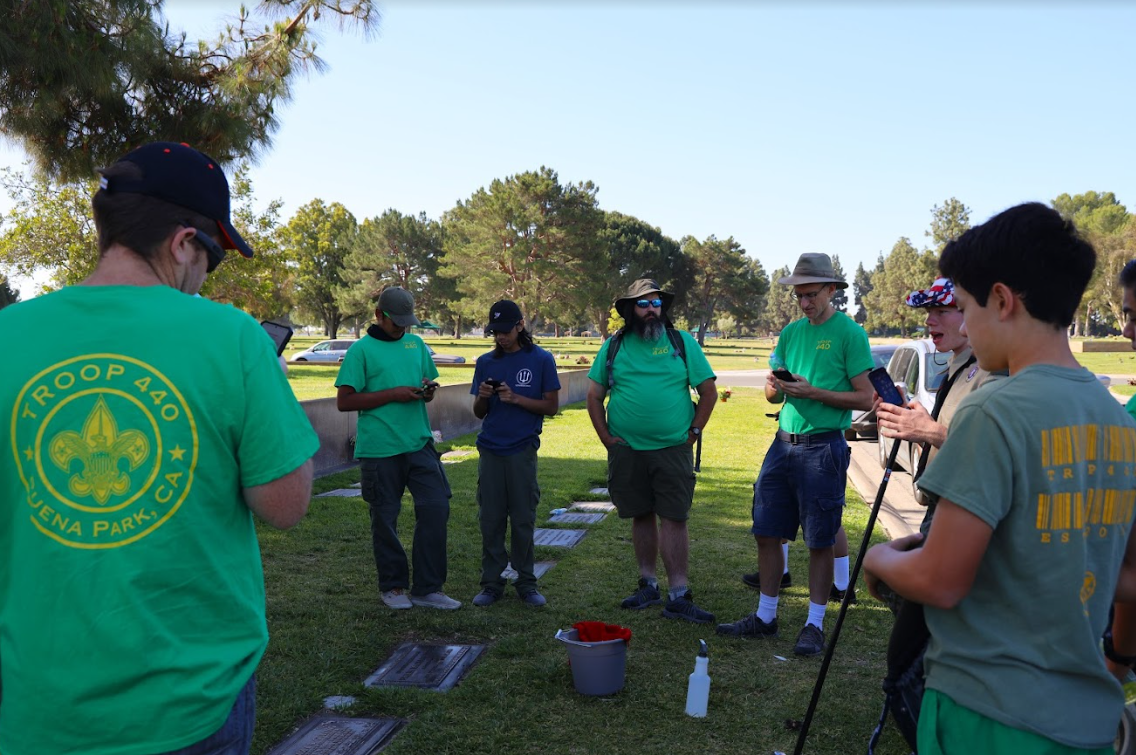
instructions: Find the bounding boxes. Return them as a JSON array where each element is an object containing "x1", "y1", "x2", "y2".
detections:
[{"x1": 3, "y1": 1, "x2": 1134, "y2": 295}]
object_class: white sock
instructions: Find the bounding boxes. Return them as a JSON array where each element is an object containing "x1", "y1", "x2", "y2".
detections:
[
  {"x1": 756, "y1": 593, "x2": 779, "y2": 624},
  {"x1": 807, "y1": 600, "x2": 827, "y2": 630},
  {"x1": 782, "y1": 543, "x2": 790, "y2": 574},
  {"x1": 834, "y1": 556, "x2": 850, "y2": 591}
]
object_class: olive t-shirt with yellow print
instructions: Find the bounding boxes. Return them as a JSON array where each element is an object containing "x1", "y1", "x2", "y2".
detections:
[
  {"x1": 0, "y1": 285, "x2": 319, "y2": 755},
  {"x1": 918, "y1": 365, "x2": 1136, "y2": 749}
]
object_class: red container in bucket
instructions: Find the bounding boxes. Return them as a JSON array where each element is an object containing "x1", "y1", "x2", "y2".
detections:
[{"x1": 555, "y1": 622, "x2": 631, "y2": 696}]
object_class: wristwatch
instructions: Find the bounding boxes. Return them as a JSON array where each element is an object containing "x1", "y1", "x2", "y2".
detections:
[{"x1": 690, "y1": 427, "x2": 701, "y2": 437}]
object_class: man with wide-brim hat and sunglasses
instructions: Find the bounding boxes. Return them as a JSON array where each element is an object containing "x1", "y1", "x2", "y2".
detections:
[
  {"x1": 586, "y1": 278, "x2": 719, "y2": 624},
  {"x1": 717, "y1": 253, "x2": 874, "y2": 657}
]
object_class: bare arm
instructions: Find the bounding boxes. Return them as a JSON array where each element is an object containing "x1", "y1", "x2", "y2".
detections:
[
  {"x1": 688, "y1": 378, "x2": 717, "y2": 444},
  {"x1": 863, "y1": 497, "x2": 993, "y2": 609},
  {"x1": 877, "y1": 400, "x2": 948, "y2": 447},
  {"x1": 336, "y1": 383, "x2": 422, "y2": 412},
  {"x1": 586, "y1": 379, "x2": 623, "y2": 447},
  {"x1": 764, "y1": 371, "x2": 784, "y2": 403},
  {"x1": 243, "y1": 458, "x2": 314, "y2": 530},
  {"x1": 777, "y1": 369, "x2": 874, "y2": 412}
]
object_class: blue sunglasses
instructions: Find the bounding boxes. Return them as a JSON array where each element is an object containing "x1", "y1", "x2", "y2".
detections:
[{"x1": 635, "y1": 298, "x2": 663, "y2": 308}]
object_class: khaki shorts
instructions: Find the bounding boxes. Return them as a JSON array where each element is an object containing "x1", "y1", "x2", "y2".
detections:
[{"x1": 607, "y1": 442, "x2": 695, "y2": 521}]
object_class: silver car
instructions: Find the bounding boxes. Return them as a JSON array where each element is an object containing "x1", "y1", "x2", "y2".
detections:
[
  {"x1": 877, "y1": 338, "x2": 950, "y2": 474},
  {"x1": 291, "y1": 339, "x2": 356, "y2": 362}
]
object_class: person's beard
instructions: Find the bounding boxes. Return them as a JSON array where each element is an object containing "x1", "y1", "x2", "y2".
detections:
[{"x1": 631, "y1": 311, "x2": 664, "y2": 341}]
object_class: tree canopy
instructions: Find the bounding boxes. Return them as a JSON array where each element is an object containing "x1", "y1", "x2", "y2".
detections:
[{"x1": 0, "y1": 0, "x2": 376, "y2": 181}]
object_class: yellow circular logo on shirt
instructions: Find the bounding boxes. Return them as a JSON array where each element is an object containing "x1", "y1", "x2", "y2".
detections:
[{"x1": 10, "y1": 355, "x2": 198, "y2": 549}]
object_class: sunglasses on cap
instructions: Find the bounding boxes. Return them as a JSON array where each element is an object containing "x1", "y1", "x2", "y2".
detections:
[
  {"x1": 635, "y1": 298, "x2": 663, "y2": 308},
  {"x1": 183, "y1": 224, "x2": 226, "y2": 273}
]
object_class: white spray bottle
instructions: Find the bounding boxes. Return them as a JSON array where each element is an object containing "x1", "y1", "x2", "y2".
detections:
[{"x1": 685, "y1": 639, "x2": 710, "y2": 717}]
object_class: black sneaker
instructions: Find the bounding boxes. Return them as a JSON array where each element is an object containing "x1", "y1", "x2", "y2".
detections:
[
  {"x1": 716, "y1": 613, "x2": 779, "y2": 638},
  {"x1": 662, "y1": 592, "x2": 715, "y2": 624},
  {"x1": 741, "y1": 570, "x2": 792, "y2": 590},
  {"x1": 829, "y1": 584, "x2": 857, "y2": 604},
  {"x1": 794, "y1": 624, "x2": 825, "y2": 656},
  {"x1": 620, "y1": 578, "x2": 663, "y2": 610}
]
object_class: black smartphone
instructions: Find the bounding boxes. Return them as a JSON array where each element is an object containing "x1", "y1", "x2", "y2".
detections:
[
  {"x1": 869, "y1": 367, "x2": 905, "y2": 406},
  {"x1": 261, "y1": 321, "x2": 293, "y2": 357},
  {"x1": 772, "y1": 368, "x2": 797, "y2": 382},
  {"x1": 485, "y1": 378, "x2": 503, "y2": 388},
  {"x1": 414, "y1": 381, "x2": 441, "y2": 395}
]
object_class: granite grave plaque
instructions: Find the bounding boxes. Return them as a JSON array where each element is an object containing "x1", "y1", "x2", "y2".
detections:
[
  {"x1": 548, "y1": 512, "x2": 606, "y2": 525},
  {"x1": 571, "y1": 501, "x2": 616, "y2": 512},
  {"x1": 364, "y1": 643, "x2": 486, "y2": 692},
  {"x1": 588, "y1": 487, "x2": 609, "y2": 495},
  {"x1": 267, "y1": 715, "x2": 404, "y2": 755},
  {"x1": 533, "y1": 528, "x2": 587, "y2": 548},
  {"x1": 501, "y1": 560, "x2": 556, "y2": 580},
  {"x1": 317, "y1": 489, "x2": 364, "y2": 497}
]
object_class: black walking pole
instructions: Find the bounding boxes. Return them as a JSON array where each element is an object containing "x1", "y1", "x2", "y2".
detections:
[
  {"x1": 787, "y1": 437, "x2": 904, "y2": 755},
  {"x1": 694, "y1": 433, "x2": 703, "y2": 473}
]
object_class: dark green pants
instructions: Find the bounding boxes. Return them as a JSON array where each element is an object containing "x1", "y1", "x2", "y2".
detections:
[{"x1": 477, "y1": 445, "x2": 540, "y2": 595}]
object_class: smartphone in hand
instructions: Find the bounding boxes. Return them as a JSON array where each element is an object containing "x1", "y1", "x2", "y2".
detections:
[
  {"x1": 261, "y1": 321, "x2": 293, "y2": 357},
  {"x1": 484, "y1": 378, "x2": 503, "y2": 389},
  {"x1": 869, "y1": 367, "x2": 905, "y2": 406},
  {"x1": 772, "y1": 368, "x2": 797, "y2": 383}
]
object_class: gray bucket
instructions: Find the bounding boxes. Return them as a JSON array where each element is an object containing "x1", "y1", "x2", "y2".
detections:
[{"x1": 555, "y1": 627, "x2": 627, "y2": 696}]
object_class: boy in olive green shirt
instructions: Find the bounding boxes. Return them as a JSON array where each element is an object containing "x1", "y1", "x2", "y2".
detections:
[{"x1": 865, "y1": 203, "x2": 1136, "y2": 753}]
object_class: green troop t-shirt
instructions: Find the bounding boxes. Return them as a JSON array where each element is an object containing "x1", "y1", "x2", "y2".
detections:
[
  {"x1": 0, "y1": 285, "x2": 319, "y2": 755},
  {"x1": 772, "y1": 311, "x2": 873, "y2": 434},
  {"x1": 1126, "y1": 392, "x2": 1136, "y2": 423},
  {"x1": 587, "y1": 329, "x2": 715, "y2": 450},
  {"x1": 917, "y1": 365, "x2": 1136, "y2": 749},
  {"x1": 336, "y1": 333, "x2": 439, "y2": 458}
]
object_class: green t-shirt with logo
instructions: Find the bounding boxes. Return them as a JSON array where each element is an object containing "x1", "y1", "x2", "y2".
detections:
[
  {"x1": 587, "y1": 329, "x2": 715, "y2": 450},
  {"x1": 336, "y1": 333, "x2": 439, "y2": 458},
  {"x1": 0, "y1": 285, "x2": 319, "y2": 755},
  {"x1": 917, "y1": 365, "x2": 1136, "y2": 749},
  {"x1": 772, "y1": 310, "x2": 873, "y2": 434}
]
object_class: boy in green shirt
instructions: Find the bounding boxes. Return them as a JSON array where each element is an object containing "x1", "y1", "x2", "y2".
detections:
[{"x1": 864, "y1": 202, "x2": 1136, "y2": 753}]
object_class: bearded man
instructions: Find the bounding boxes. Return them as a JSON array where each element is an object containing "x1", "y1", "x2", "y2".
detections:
[{"x1": 586, "y1": 279, "x2": 718, "y2": 623}]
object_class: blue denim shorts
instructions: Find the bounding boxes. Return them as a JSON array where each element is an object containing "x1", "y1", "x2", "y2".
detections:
[
  {"x1": 751, "y1": 433, "x2": 849, "y2": 548},
  {"x1": 157, "y1": 674, "x2": 255, "y2": 755}
]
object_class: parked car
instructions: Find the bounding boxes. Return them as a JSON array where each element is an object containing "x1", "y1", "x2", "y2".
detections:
[
  {"x1": 291, "y1": 339, "x2": 356, "y2": 362},
  {"x1": 846, "y1": 344, "x2": 901, "y2": 440},
  {"x1": 877, "y1": 339, "x2": 951, "y2": 478},
  {"x1": 427, "y1": 344, "x2": 466, "y2": 364}
]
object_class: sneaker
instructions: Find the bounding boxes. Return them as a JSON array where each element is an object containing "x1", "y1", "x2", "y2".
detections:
[
  {"x1": 829, "y1": 584, "x2": 857, "y2": 604},
  {"x1": 741, "y1": 570, "x2": 792, "y2": 590},
  {"x1": 715, "y1": 613, "x2": 779, "y2": 638},
  {"x1": 519, "y1": 591, "x2": 547, "y2": 607},
  {"x1": 794, "y1": 624, "x2": 825, "y2": 656},
  {"x1": 381, "y1": 588, "x2": 412, "y2": 610},
  {"x1": 472, "y1": 589, "x2": 501, "y2": 607},
  {"x1": 620, "y1": 578, "x2": 663, "y2": 610},
  {"x1": 662, "y1": 592, "x2": 715, "y2": 624},
  {"x1": 410, "y1": 592, "x2": 462, "y2": 610}
]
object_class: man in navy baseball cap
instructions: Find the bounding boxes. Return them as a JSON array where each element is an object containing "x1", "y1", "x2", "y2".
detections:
[{"x1": 96, "y1": 141, "x2": 253, "y2": 274}]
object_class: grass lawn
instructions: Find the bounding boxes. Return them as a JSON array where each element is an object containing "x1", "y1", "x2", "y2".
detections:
[{"x1": 252, "y1": 387, "x2": 911, "y2": 755}]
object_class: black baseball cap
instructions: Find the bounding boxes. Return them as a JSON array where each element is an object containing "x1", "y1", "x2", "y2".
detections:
[
  {"x1": 486, "y1": 300, "x2": 523, "y2": 332},
  {"x1": 98, "y1": 141, "x2": 254, "y2": 259}
]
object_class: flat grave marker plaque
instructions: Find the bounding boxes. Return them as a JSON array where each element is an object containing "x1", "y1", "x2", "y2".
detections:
[
  {"x1": 501, "y1": 560, "x2": 556, "y2": 580},
  {"x1": 533, "y1": 528, "x2": 587, "y2": 548},
  {"x1": 267, "y1": 716, "x2": 404, "y2": 755},
  {"x1": 364, "y1": 643, "x2": 486, "y2": 692},
  {"x1": 588, "y1": 487, "x2": 609, "y2": 495},
  {"x1": 570, "y1": 501, "x2": 616, "y2": 512},
  {"x1": 548, "y1": 512, "x2": 606, "y2": 525},
  {"x1": 317, "y1": 489, "x2": 363, "y2": 498}
]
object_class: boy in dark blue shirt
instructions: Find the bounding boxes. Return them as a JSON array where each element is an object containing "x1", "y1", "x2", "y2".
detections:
[{"x1": 469, "y1": 300, "x2": 561, "y2": 606}]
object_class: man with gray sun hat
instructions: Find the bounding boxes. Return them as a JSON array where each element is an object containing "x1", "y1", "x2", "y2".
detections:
[{"x1": 718, "y1": 253, "x2": 874, "y2": 657}]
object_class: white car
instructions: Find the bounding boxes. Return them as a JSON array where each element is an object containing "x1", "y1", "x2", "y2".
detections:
[{"x1": 291, "y1": 339, "x2": 356, "y2": 362}]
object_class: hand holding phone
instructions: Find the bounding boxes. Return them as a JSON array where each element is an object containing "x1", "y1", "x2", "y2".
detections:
[
  {"x1": 485, "y1": 378, "x2": 503, "y2": 389},
  {"x1": 869, "y1": 367, "x2": 905, "y2": 406},
  {"x1": 772, "y1": 368, "x2": 797, "y2": 383}
]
